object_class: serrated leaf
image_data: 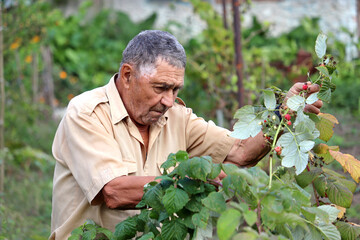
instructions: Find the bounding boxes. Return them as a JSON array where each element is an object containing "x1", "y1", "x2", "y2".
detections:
[
  {"x1": 178, "y1": 178, "x2": 203, "y2": 195},
  {"x1": 162, "y1": 185, "x2": 189, "y2": 214},
  {"x1": 208, "y1": 163, "x2": 221, "y2": 180},
  {"x1": 138, "y1": 232, "x2": 155, "y2": 240},
  {"x1": 306, "y1": 92, "x2": 319, "y2": 105},
  {"x1": 314, "y1": 175, "x2": 327, "y2": 197},
  {"x1": 313, "y1": 144, "x2": 339, "y2": 164},
  {"x1": 114, "y1": 216, "x2": 137, "y2": 240},
  {"x1": 295, "y1": 168, "x2": 322, "y2": 188},
  {"x1": 192, "y1": 208, "x2": 210, "y2": 229},
  {"x1": 299, "y1": 140, "x2": 315, "y2": 152},
  {"x1": 233, "y1": 105, "x2": 255, "y2": 120},
  {"x1": 143, "y1": 184, "x2": 164, "y2": 209},
  {"x1": 243, "y1": 210, "x2": 257, "y2": 226},
  {"x1": 201, "y1": 192, "x2": 226, "y2": 213},
  {"x1": 188, "y1": 157, "x2": 212, "y2": 182},
  {"x1": 230, "y1": 117, "x2": 262, "y2": 139},
  {"x1": 161, "y1": 219, "x2": 187, "y2": 240},
  {"x1": 263, "y1": 89, "x2": 276, "y2": 110},
  {"x1": 318, "y1": 87, "x2": 332, "y2": 103},
  {"x1": 287, "y1": 95, "x2": 305, "y2": 111},
  {"x1": 335, "y1": 221, "x2": 360, "y2": 240},
  {"x1": 185, "y1": 195, "x2": 203, "y2": 212},
  {"x1": 281, "y1": 149, "x2": 309, "y2": 175},
  {"x1": 217, "y1": 208, "x2": 242, "y2": 240},
  {"x1": 316, "y1": 66, "x2": 330, "y2": 78},
  {"x1": 315, "y1": 32, "x2": 327, "y2": 58},
  {"x1": 326, "y1": 180, "x2": 353, "y2": 208},
  {"x1": 317, "y1": 205, "x2": 340, "y2": 223},
  {"x1": 193, "y1": 221, "x2": 213, "y2": 239},
  {"x1": 318, "y1": 223, "x2": 341, "y2": 240},
  {"x1": 329, "y1": 150, "x2": 360, "y2": 183},
  {"x1": 316, "y1": 113, "x2": 338, "y2": 142}
]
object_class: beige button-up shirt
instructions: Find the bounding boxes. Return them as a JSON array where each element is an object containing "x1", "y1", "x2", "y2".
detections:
[{"x1": 50, "y1": 75, "x2": 235, "y2": 239}]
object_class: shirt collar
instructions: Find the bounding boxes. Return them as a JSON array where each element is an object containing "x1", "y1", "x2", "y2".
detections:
[
  {"x1": 105, "y1": 74, "x2": 168, "y2": 127},
  {"x1": 105, "y1": 74, "x2": 129, "y2": 125}
]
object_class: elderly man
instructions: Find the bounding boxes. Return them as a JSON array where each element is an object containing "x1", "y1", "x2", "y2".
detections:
[{"x1": 50, "y1": 30, "x2": 322, "y2": 239}]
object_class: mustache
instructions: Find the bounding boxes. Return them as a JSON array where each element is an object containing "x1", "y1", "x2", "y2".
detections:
[{"x1": 150, "y1": 105, "x2": 167, "y2": 112}]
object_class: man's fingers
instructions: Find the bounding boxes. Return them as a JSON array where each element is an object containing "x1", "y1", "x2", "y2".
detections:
[{"x1": 304, "y1": 100, "x2": 322, "y2": 114}]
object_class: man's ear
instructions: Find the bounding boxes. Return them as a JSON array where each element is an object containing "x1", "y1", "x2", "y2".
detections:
[{"x1": 120, "y1": 64, "x2": 134, "y2": 88}]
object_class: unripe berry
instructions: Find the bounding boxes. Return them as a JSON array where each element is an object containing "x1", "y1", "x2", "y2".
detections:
[
  {"x1": 274, "y1": 146, "x2": 282, "y2": 155},
  {"x1": 287, "y1": 121, "x2": 292, "y2": 126},
  {"x1": 272, "y1": 115, "x2": 276, "y2": 120},
  {"x1": 284, "y1": 114, "x2": 291, "y2": 121},
  {"x1": 302, "y1": 84, "x2": 308, "y2": 90}
]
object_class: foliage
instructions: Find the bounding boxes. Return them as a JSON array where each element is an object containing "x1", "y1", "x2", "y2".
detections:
[{"x1": 0, "y1": 146, "x2": 54, "y2": 239}]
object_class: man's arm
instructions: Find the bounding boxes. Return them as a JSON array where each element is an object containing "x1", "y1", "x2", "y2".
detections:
[{"x1": 91, "y1": 176, "x2": 158, "y2": 209}]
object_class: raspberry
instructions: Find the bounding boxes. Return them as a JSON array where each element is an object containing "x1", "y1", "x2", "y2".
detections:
[
  {"x1": 284, "y1": 114, "x2": 291, "y2": 121},
  {"x1": 287, "y1": 121, "x2": 292, "y2": 126},
  {"x1": 274, "y1": 146, "x2": 282, "y2": 155},
  {"x1": 302, "y1": 84, "x2": 308, "y2": 90},
  {"x1": 264, "y1": 120, "x2": 267, "y2": 123}
]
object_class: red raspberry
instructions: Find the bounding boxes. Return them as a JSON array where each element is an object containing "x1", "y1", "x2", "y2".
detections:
[
  {"x1": 302, "y1": 84, "x2": 308, "y2": 90},
  {"x1": 264, "y1": 120, "x2": 267, "y2": 123},
  {"x1": 284, "y1": 114, "x2": 291, "y2": 121},
  {"x1": 287, "y1": 121, "x2": 292, "y2": 126}
]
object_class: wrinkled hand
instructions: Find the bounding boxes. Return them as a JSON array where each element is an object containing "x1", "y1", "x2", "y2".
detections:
[{"x1": 285, "y1": 81, "x2": 323, "y2": 114}]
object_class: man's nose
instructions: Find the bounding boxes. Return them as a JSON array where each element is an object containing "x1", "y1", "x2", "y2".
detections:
[{"x1": 160, "y1": 90, "x2": 175, "y2": 108}]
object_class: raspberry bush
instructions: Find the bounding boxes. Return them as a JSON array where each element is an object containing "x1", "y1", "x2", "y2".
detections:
[{"x1": 69, "y1": 33, "x2": 360, "y2": 240}]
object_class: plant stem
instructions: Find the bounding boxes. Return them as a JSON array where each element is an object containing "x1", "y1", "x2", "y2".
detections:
[
  {"x1": 256, "y1": 201, "x2": 263, "y2": 234},
  {"x1": 268, "y1": 117, "x2": 284, "y2": 189}
]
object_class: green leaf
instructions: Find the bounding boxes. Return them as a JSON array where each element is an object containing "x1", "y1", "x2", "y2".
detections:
[
  {"x1": 208, "y1": 163, "x2": 221, "y2": 180},
  {"x1": 113, "y1": 216, "x2": 137, "y2": 240},
  {"x1": 185, "y1": 195, "x2": 203, "y2": 212},
  {"x1": 315, "y1": 32, "x2": 327, "y2": 58},
  {"x1": 201, "y1": 192, "x2": 226, "y2": 213},
  {"x1": 326, "y1": 181, "x2": 353, "y2": 208},
  {"x1": 231, "y1": 106, "x2": 262, "y2": 139},
  {"x1": 178, "y1": 178, "x2": 203, "y2": 194},
  {"x1": 299, "y1": 140, "x2": 315, "y2": 152},
  {"x1": 162, "y1": 185, "x2": 190, "y2": 214},
  {"x1": 192, "y1": 207, "x2": 210, "y2": 229},
  {"x1": 263, "y1": 89, "x2": 276, "y2": 110},
  {"x1": 243, "y1": 210, "x2": 257, "y2": 226},
  {"x1": 217, "y1": 208, "x2": 242, "y2": 240},
  {"x1": 306, "y1": 92, "x2": 319, "y2": 105},
  {"x1": 161, "y1": 153, "x2": 177, "y2": 172},
  {"x1": 295, "y1": 168, "x2": 322, "y2": 188},
  {"x1": 318, "y1": 87, "x2": 332, "y2": 103},
  {"x1": 302, "y1": 207, "x2": 329, "y2": 224},
  {"x1": 143, "y1": 184, "x2": 164, "y2": 209},
  {"x1": 314, "y1": 175, "x2": 327, "y2": 197},
  {"x1": 175, "y1": 150, "x2": 189, "y2": 162},
  {"x1": 318, "y1": 223, "x2": 341, "y2": 240},
  {"x1": 287, "y1": 95, "x2": 305, "y2": 111},
  {"x1": 187, "y1": 157, "x2": 212, "y2": 182},
  {"x1": 317, "y1": 205, "x2": 340, "y2": 223},
  {"x1": 138, "y1": 232, "x2": 155, "y2": 240},
  {"x1": 193, "y1": 221, "x2": 213, "y2": 239},
  {"x1": 161, "y1": 219, "x2": 187, "y2": 240},
  {"x1": 316, "y1": 65, "x2": 330, "y2": 78},
  {"x1": 335, "y1": 221, "x2": 360, "y2": 240},
  {"x1": 281, "y1": 147, "x2": 309, "y2": 175}
]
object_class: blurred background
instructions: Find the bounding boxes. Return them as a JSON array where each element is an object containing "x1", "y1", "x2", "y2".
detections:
[{"x1": 1, "y1": 0, "x2": 359, "y2": 238}]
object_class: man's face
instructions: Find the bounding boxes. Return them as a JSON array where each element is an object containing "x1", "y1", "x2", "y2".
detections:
[{"x1": 123, "y1": 59, "x2": 185, "y2": 126}]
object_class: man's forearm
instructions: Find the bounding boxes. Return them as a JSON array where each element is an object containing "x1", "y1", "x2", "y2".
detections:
[
  {"x1": 225, "y1": 131, "x2": 270, "y2": 167},
  {"x1": 100, "y1": 175, "x2": 158, "y2": 209}
]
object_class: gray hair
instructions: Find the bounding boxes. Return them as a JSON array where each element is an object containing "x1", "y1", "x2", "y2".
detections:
[{"x1": 119, "y1": 30, "x2": 186, "y2": 75}]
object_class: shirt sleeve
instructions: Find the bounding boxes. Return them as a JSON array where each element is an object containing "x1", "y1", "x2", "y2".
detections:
[
  {"x1": 184, "y1": 108, "x2": 236, "y2": 164},
  {"x1": 52, "y1": 104, "x2": 129, "y2": 203}
]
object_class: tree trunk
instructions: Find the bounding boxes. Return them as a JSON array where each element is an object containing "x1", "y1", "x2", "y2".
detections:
[
  {"x1": 41, "y1": 46, "x2": 55, "y2": 113},
  {"x1": 0, "y1": 2, "x2": 5, "y2": 193},
  {"x1": 222, "y1": 0, "x2": 228, "y2": 29},
  {"x1": 232, "y1": 0, "x2": 244, "y2": 108}
]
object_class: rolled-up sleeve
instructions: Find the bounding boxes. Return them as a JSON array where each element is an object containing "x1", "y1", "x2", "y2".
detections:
[{"x1": 184, "y1": 108, "x2": 236, "y2": 163}]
